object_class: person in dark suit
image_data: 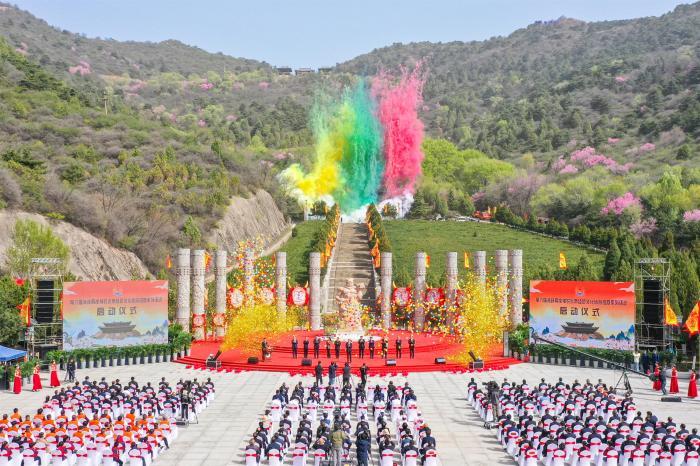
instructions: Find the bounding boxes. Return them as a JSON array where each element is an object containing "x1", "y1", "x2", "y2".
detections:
[
  {"x1": 395, "y1": 338, "x2": 402, "y2": 359},
  {"x1": 356, "y1": 431, "x2": 371, "y2": 466},
  {"x1": 408, "y1": 336, "x2": 416, "y2": 359},
  {"x1": 358, "y1": 336, "x2": 365, "y2": 359},
  {"x1": 303, "y1": 337, "x2": 310, "y2": 359},
  {"x1": 381, "y1": 337, "x2": 389, "y2": 359},
  {"x1": 313, "y1": 336, "x2": 321, "y2": 359},
  {"x1": 342, "y1": 362, "x2": 351, "y2": 385},
  {"x1": 315, "y1": 361, "x2": 323, "y2": 386},
  {"x1": 369, "y1": 337, "x2": 375, "y2": 359},
  {"x1": 291, "y1": 336, "x2": 298, "y2": 359},
  {"x1": 360, "y1": 363, "x2": 369, "y2": 386},
  {"x1": 325, "y1": 338, "x2": 331, "y2": 359},
  {"x1": 345, "y1": 339, "x2": 353, "y2": 362},
  {"x1": 334, "y1": 338, "x2": 341, "y2": 359}
]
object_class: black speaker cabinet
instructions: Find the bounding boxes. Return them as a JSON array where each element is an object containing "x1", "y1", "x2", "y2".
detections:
[
  {"x1": 247, "y1": 357, "x2": 259, "y2": 364},
  {"x1": 434, "y1": 357, "x2": 446, "y2": 364},
  {"x1": 661, "y1": 396, "x2": 682, "y2": 403},
  {"x1": 36, "y1": 279, "x2": 55, "y2": 323},
  {"x1": 385, "y1": 359, "x2": 397, "y2": 366},
  {"x1": 301, "y1": 358, "x2": 312, "y2": 366},
  {"x1": 469, "y1": 360, "x2": 484, "y2": 370}
]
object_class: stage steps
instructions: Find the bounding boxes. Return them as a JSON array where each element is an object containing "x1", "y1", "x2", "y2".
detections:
[{"x1": 324, "y1": 223, "x2": 377, "y2": 312}]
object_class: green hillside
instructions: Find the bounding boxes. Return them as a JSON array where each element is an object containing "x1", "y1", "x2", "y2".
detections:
[
  {"x1": 383, "y1": 220, "x2": 604, "y2": 286},
  {"x1": 280, "y1": 221, "x2": 325, "y2": 285}
]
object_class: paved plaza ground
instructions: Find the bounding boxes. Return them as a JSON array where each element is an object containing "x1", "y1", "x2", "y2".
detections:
[{"x1": 1, "y1": 361, "x2": 698, "y2": 465}]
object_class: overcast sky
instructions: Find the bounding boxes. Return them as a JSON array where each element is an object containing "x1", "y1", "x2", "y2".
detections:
[{"x1": 11, "y1": 0, "x2": 692, "y2": 68}]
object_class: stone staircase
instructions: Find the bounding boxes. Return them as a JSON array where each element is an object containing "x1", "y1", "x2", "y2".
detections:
[{"x1": 323, "y1": 223, "x2": 377, "y2": 312}]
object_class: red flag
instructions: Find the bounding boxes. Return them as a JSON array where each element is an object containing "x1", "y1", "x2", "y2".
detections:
[
  {"x1": 684, "y1": 302, "x2": 699, "y2": 336},
  {"x1": 425, "y1": 254, "x2": 431, "y2": 268},
  {"x1": 14, "y1": 277, "x2": 25, "y2": 286},
  {"x1": 17, "y1": 296, "x2": 31, "y2": 327},
  {"x1": 165, "y1": 255, "x2": 172, "y2": 270},
  {"x1": 204, "y1": 252, "x2": 212, "y2": 270}
]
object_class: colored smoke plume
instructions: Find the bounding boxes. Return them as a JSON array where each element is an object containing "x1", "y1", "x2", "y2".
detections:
[
  {"x1": 279, "y1": 65, "x2": 425, "y2": 214},
  {"x1": 372, "y1": 64, "x2": 425, "y2": 198}
]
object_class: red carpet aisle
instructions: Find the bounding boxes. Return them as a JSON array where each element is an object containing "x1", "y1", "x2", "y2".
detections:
[{"x1": 176, "y1": 330, "x2": 520, "y2": 375}]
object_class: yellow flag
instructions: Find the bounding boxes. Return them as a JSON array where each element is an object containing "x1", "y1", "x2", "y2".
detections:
[
  {"x1": 17, "y1": 296, "x2": 31, "y2": 326},
  {"x1": 664, "y1": 298, "x2": 679, "y2": 327},
  {"x1": 425, "y1": 254, "x2": 431, "y2": 268},
  {"x1": 559, "y1": 252, "x2": 567, "y2": 270},
  {"x1": 464, "y1": 252, "x2": 470, "y2": 269}
]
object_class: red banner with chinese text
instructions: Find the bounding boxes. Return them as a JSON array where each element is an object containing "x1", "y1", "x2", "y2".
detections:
[
  {"x1": 529, "y1": 280, "x2": 635, "y2": 350},
  {"x1": 62, "y1": 280, "x2": 168, "y2": 351}
]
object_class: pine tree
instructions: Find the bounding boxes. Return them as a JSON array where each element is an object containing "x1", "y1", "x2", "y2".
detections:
[
  {"x1": 575, "y1": 254, "x2": 596, "y2": 281},
  {"x1": 603, "y1": 239, "x2": 621, "y2": 280},
  {"x1": 408, "y1": 191, "x2": 430, "y2": 219}
]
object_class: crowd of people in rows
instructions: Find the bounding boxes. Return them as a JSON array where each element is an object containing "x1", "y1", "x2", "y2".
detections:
[
  {"x1": 245, "y1": 376, "x2": 438, "y2": 465},
  {"x1": 0, "y1": 375, "x2": 215, "y2": 465},
  {"x1": 470, "y1": 375, "x2": 700, "y2": 466}
]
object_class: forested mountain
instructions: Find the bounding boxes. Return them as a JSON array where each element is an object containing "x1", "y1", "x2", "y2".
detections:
[
  {"x1": 3, "y1": 0, "x2": 700, "y2": 288},
  {"x1": 338, "y1": 3, "x2": 700, "y2": 164}
]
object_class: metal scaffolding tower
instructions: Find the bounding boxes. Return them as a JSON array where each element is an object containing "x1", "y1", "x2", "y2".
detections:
[
  {"x1": 25, "y1": 258, "x2": 64, "y2": 358},
  {"x1": 634, "y1": 258, "x2": 675, "y2": 350}
]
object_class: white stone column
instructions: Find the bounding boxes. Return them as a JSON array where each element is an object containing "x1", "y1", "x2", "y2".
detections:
[
  {"x1": 380, "y1": 252, "x2": 393, "y2": 329},
  {"x1": 309, "y1": 252, "x2": 321, "y2": 330},
  {"x1": 214, "y1": 250, "x2": 227, "y2": 338},
  {"x1": 446, "y1": 252, "x2": 458, "y2": 331},
  {"x1": 495, "y1": 249, "x2": 509, "y2": 316},
  {"x1": 176, "y1": 248, "x2": 191, "y2": 331},
  {"x1": 414, "y1": 252, "x2": 427, "y2": 331},
  {"x1": 509, "y1": 249, "x2": 523, "y2": 326},
  {"x1": 473, "y1": 251, "x2": 486, "y2": 286},
  {"x1": 191, "y1": 250, "x2": 206, "y2": 340},
  {"x1": 276, "y1": 252, "x2": 287, "y2": 318}
]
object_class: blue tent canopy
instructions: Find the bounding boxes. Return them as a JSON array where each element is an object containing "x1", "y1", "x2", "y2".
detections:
[{"x1": 0, "y1": 345, "x2": 27, "y2": 363}]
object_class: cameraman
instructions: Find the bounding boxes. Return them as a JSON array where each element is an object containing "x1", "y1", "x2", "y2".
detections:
[{"x1": 180, "y1": 381, "x2": 193, "y2": 420}]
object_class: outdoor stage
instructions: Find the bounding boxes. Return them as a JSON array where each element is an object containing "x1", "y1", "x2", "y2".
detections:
[{"x1": 176, "y1": 330, "x2": 520, "y2": 375}]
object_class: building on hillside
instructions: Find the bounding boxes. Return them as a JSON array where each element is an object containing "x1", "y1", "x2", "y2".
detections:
[
  {"x1": 295, "y1": 68, "x2": 315, "y2": 75},
  {"x1": 318, "y1": 67, "x2": 333, "y2": 74},
  {"x1": 276, "y1": 67, "x2": 293, "y2": 75}
]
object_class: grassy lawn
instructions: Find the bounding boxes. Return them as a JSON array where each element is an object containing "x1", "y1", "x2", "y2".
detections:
[
  {"x1": 280, "y1": 221, "x2": 323, "y2": 285},
  {"x1": 384, "y1": 220, "x2": 604, "y2": 285}
]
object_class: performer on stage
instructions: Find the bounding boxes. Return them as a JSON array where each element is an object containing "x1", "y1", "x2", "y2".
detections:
[
  {"x1": 291, "y1": 336, "x2": 298, "y2": 359},
  {"x1": 32, "y1": 365, "x2": 42, "y2": 391},
  {"x1": 13, "y1": 365, "x2": 22, "y2": 395},
  {"x1": 408, "y1": 335, "x2": 416, "y2": 359},
  {"x1": 653, "y1": 363, "x2": 661, "y2": 391},
  {"x1": 313, "y1": 336, "x2": 321, "y2": 359},
  {"x1": 689, "y1": 369, "x2": 698, "y2": 399},
  {"x1": 358, "y1": 337, "x2": 365, "y2": 359},
  {"x1": 303, "y1": 336, "x2": 310, "y2": 359},
  {"x1": 395, "y1": 338, "x2": 402, "y2": 359},
  {"x1": 325, "y1": 338, "x2": 331, "y2": 359},
  {"x1": 368, "y1": 337, "x2": 375, "y2": 359},
  {"x1": 670, "y1": 364, "x2": 679, "y2": 394},
  {"x1": 49, "y1": 360, "x2": 60, "y2": 388}
]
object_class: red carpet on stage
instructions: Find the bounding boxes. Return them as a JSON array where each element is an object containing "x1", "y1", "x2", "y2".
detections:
[{"x1": 175, "y1": 330, "x2": 520, "y2": 375}]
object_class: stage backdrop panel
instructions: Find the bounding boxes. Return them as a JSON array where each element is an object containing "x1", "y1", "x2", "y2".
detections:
[
  {"x1": 529, "y1": 280, "x2": 635, "y2": 351},
  {"x1": 62, "y1": 280, "x2": 168, "y2": 351}
]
